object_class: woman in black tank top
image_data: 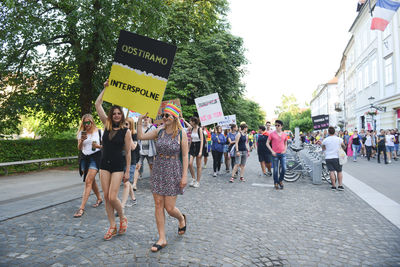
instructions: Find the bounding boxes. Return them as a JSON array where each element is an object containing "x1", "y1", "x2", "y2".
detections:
[{"x1": 95, "y1": 80, "x2": 132, "y2": 241}]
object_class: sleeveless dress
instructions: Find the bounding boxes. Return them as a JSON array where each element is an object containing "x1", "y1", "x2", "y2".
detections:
[
  {"x1": 151, "y1": 130, "x2": 183, "y2": 196},
  {"x1": 100, "y1": 128, "x2": 127, "y2": 173}
]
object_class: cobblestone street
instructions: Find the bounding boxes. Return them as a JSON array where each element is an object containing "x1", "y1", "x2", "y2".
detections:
[{"x1": 1, "y1": 152, "x2": 400, "y2": 266}]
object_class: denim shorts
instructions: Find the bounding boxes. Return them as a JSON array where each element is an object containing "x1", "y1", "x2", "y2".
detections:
[
  {"x1": 80, "y1": 157, "x2": 99, "y2": 171},
  {"x1": 395, "y1": 144, "x2": 399, "y2": 152},
  {"x1": 386, "y1": 146, "x2": 395, "y2": 152},
  {"x1": 129, "y1": 164, "x2": 136, "y2": 183}
]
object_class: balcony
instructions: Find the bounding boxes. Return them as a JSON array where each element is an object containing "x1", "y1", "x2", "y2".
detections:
[{"x1": 334, "y1": 102, "x2": 343, "y2": 112}]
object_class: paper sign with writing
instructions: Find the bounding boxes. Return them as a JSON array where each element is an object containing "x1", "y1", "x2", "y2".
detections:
[
  {"x1": 195, "y1": 93, "x2": 224, "y2": 126},
  {"x1": 103, "y1": 30, "x2": 177, "y2": 118},
  {"x1": 218, "y1": 115, "x2": 237, "y2": 129}
]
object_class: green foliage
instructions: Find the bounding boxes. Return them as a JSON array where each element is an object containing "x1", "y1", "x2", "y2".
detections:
[
  {"x1": 0, "y1": 139, "x2": 78, "y2": 163},
  {"x1": 279, "y1": 109, "x2": 313, "y2": 133},
  {"x1": 1, "y1": 0, "x2": 266, "y2": 136}
]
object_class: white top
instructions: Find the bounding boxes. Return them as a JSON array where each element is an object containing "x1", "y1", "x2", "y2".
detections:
[
  {"x1": 385, "y1": 134, "x2": 395, "y2": 146},
  {"x1": 78, "y1": 130, "x2": 102, "y2": 156},
  {"x1": 365, "y1": 135, "x2": 372, "y2": 146},
  {"x1": 322, "y1": 135, "x2": 343, "y2": 159},
  {"x1": 191, "y1": 127, "x2": 201, "y2": 142}
]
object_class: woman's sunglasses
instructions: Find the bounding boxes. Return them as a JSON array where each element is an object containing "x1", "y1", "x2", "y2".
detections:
[
  {"x1": 83, "y1": 121, "x2": 91, "y2": 125},
  {"x1": 161, "y1": 113, "x2": 170, "y2": 119}
]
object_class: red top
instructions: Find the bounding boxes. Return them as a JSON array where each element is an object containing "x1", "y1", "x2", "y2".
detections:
[{"x1": 269, "y1": 131, "x2": 287, "y2": 153}]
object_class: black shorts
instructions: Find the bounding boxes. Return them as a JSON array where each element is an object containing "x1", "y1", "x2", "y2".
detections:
[
  {"x1": 100, "y1": 158, "x2": 124, "y2": 173},
  {"x1": 258, "y1": 152, "x2": 272, "y2": 163},
  {"x1": 325, "y1": 158, "x2": 342, "y2": 172},
  {"x1": 189, "y1": 142, "x2": 202, "y2": 157}
]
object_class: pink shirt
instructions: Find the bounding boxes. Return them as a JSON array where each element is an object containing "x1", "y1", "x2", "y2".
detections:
[{"x1": 269, "y1": 131, "x2": 287, "y2": 153}]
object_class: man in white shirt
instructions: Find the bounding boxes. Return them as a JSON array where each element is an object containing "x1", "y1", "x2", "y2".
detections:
[{"x1": 322, "y1": 127, "x2": 346, "y2": 191}]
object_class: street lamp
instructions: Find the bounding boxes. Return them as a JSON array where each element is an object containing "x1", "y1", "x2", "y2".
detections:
[
  {"x1": 367, "y1": 96, "x2": 386, "y2": 131},
  {"x1": 368, "y1": 96, "x2": 386, "y2": 112}
]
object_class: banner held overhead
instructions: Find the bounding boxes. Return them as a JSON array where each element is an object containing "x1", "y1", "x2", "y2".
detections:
[{"x1": 103, "y1": 30, "x2": 177, "y2": 119}]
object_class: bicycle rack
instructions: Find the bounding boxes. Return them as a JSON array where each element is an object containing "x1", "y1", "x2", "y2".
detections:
[{"x1": 298, "y1": 146, "x2": 323, "y2": 185}]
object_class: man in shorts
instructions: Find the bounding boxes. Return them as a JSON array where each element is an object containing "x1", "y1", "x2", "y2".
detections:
[{"x1": 322, "y1": 126, "x2": 346, "y2": 191}]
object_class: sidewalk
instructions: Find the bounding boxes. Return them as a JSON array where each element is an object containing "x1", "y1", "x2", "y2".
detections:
[{"x1": 1, "y1": 152, "x2": 400, "y2": 266}]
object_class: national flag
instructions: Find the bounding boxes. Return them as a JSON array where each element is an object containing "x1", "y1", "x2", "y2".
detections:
[{"x1": 371, "y1": 0, "x2": 400, "y2": 31}]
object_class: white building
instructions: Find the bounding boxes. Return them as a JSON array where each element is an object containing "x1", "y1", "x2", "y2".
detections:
[
  {"x1": 310, "y1": 77, "x2": 340, "y2": 129},
  {"x1": 336, "y1": 0, "x2": 400, "y2": 131}
]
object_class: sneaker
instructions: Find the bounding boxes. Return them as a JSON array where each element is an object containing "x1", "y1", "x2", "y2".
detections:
[
  {"x1": 226, "y1": 169, "x2": 230, "y2": 173},
  {"x1": 229, "y1": 177, "x2": 234, "y2": 183},
  {"x1": 337, "y1": 186, "x2": 344, "y2": 191},
  {"x1": 240, "y1": 177, "x2": 246, "y2": 182},
  {"x1": 213, "y1": 172, "x2": 217, "y2": 177},
  {"x1": 193, "y1": 182, "x2": 200, "y2": 188},
  {"x1": 189, "y1": 180, "x2": 195, "y2": 187},
  {"x1": 353, "y1": 159, "x2": 357, "y2": 162},
  {"x1": 267, "y1": 171, "x2": 272, "y2": 176},
  {"x1": 274, "y1": 183, "x2": 279, "y2": 190},
  {"x1": 331, "y1": 186, "x2": 337, "y2": 191},
  {"x1": 388, "y1": 160, "x2": 392, "y2": 163}
]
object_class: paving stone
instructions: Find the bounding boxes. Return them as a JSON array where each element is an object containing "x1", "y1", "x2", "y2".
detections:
[{"x1": 1, "y1": 153, "x2": 400, "y2": 266}]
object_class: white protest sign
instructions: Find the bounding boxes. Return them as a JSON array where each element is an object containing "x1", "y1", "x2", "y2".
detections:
[
  {"x1": 195, "y1": 93, "x2": 224, "y2": 126},
  {"x1": 218, "y1": 115, "x2": 237, "y2": 129}
]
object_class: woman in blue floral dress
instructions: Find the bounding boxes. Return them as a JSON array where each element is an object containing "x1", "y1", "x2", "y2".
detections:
[{"x1": 137, "y1": 103, "x2": 188, "y2": 252}]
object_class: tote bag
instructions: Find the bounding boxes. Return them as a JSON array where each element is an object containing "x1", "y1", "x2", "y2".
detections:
[{"x1": 338, "y1": 148, "x2": 348, "y2": 165}]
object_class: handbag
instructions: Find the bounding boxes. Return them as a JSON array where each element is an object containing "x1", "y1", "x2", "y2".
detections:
[{"x1": 338, "y1": 147, "x2": 347, "y2": 165}]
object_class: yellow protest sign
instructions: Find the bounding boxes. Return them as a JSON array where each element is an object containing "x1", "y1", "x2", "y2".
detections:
[{"x1": 103, "y1": 30, "x2": 177, "y2": 118}]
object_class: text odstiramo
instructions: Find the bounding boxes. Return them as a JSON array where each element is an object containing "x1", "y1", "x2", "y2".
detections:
[{"x1": 122, "y1": 45, "x2": 168, "y2": 65}]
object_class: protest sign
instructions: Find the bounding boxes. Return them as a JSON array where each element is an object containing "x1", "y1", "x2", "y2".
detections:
[
  {"x1": 218, "y1": 115, "x2": 237, "y2": 129},
  {"x1": 195, "y1": 93, "x2": 224, "y2": 126},
  {"x1": 154, "y1": 99, "x2": 182, "y2": 125},
  {"x1": 103, "y1": 30, "x2": 177, "y2": 118},
  {"x1": 312, "y1": 114, "x2": 329, "y2": 130}
]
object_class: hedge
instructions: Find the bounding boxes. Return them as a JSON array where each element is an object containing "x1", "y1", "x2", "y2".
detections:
[{"x1": 0, "y1": 138, "x2": 78, "y2": 163}]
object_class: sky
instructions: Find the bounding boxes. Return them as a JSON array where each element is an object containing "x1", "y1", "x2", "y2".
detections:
[{"x1": 227, "y1": 0, "x2": 360, "y2": 120}]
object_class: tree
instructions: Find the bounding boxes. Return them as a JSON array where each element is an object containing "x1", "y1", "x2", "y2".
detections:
[
  {"x1": 1, "y1": 0, "x2": 169, "y2": 133},
  {"x1": 274, "y1": 94, "x2": 299, "y2": 116},
  {"x1": 289, "y1": 109, "x2": 313, "y2": 133},
  {"x1": 1, "y1": 0, "x2": 233, "y2": 135}
]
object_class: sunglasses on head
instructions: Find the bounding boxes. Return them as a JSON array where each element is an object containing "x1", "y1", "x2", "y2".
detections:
[
  {"x1": 83, "y1": 121, "x2": 91, "y2": 125},
  {"x1": 161, "y1": 113, "x2": 170, "y2": 119}
]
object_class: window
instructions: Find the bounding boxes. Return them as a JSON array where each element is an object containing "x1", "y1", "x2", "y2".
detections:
[
  {"x1": 384, "y1": 56, "x2": 393, "y2": 85},
  {"x1": 358, "y1": 71, "x2": 363, "y2": 92},
  {"x1": 371, "y1": 58, "x2": 377, "y2": 83},
  {"x1": 363, "y1": 28, "x2": 368, "y2": 50},
  {"x1": 383, "y1": 21, "x2": 392, "y2": 39},
  {"x1": 364, "y1": 65, "x2": 369, "y2": 88}
]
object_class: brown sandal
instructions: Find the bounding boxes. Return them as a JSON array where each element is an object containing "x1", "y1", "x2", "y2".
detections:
[
  {"x1": 73, "y1": 208, "x2": 84, "y2": 218},
  {"x1": 104, "y1": 226, "x2": 117, "y2": 240},
  {"x1": 118, "y1": 216, "x2": 128, "y2": 235},
  {"x1": 92, "y1": 200, "x2": 103, "y2": 208}
]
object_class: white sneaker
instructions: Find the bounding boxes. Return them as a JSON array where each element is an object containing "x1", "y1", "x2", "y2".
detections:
[
  {"x1": 213, "y1": 172, "x2": 217, "y2": 177},
  {"x1": 189, "y1": 180, "x2": 195, "y2": 187},
  {"x1": 389, "y1": 160, "x2": 392, "y2": 163},
  {"x1": 193, "y1": 182, "x2": 200, "y2": 188}
]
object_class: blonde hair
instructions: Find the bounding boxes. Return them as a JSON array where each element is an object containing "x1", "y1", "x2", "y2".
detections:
[
  {"x1": 171, "y1": 117, "x2": 182, "y2": 138},
  {"x1": 77, "y1": 114, "x2": 97, "y2": 137},
  {"x1": 104, "y1": 106, "x2": 125, "y2": 131},
  {"x1": 126, "y1": 117, "x2": 136, "y2": 134}
]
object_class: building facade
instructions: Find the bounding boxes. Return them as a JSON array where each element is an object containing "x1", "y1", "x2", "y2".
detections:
[
  {"x1": 336, "y1": 0, "x2": 400, "y2": 131},
  {"x1": 310, "y1": 77, "x2": 340, "y2": 129}
]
